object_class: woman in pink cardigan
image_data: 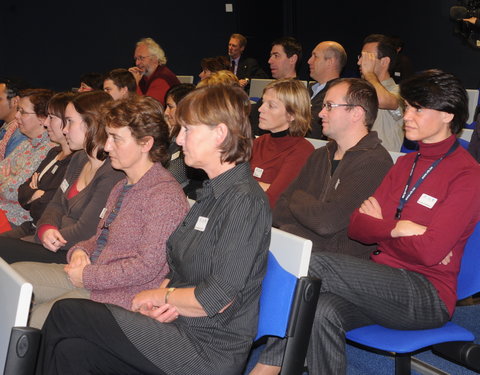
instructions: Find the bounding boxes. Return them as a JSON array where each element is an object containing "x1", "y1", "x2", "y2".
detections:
[{"x1": 12, "y1": 96, "x2": 189, "y2": 328}]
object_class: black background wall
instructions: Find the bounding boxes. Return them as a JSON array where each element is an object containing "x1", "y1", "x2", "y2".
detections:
[{"x1": 0, "y1": 0, "x2": 478, "y2": 91}]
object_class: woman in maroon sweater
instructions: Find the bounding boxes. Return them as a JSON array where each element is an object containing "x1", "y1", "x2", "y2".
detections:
[
  {"x1": 251, "y1": 70, "x2": 480, "y2": 375},
  {"x1": 250, "y1": 79, "x2": 314, "y2": 208},
  {"x1": 12, "y1": 96, "x2": 189, "y2": 328}
]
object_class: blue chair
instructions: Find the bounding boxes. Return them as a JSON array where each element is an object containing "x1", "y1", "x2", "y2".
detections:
[
  {"x1": 346, "y1": 222, "x2": 480, "y2": 375},
  {"x1": 255, "y1": 228, "x2": 320, "y2": 375}
]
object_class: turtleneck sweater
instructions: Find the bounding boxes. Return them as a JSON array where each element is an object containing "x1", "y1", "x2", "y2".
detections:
[{"x1": 349, "y1": 135, "x2": 480, "y2": 316}]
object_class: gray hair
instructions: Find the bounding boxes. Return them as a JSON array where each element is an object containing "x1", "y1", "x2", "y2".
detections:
[{"x1": 136, "y1": 37, "x2": 167, "y2": 65}]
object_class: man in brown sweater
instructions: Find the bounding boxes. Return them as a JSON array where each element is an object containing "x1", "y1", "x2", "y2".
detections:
[{"x1": 271, "y1": 77, "x2": 393, "y2": 259}]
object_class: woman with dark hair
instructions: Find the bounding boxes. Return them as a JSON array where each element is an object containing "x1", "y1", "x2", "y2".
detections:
[
  {"x1": 0, "y1": 89, "x2": 55, "y2": 225},
  {"x1": 13, "y1": 95, "x2": 189, "y2": 328},
  {"x1": 199, "y1": 56, "x2": 231, "y2": 80},
  {"x1": 0, "y1": 92, "x2": 75, "y2": 237},
  {"x1": 36, "y1": 85, "x2": 271, "y2": 375},
  {"x1": 0, "y1": 91, "x2": 124, "y2": 264},
  {"x1": 250, "y1": 79, "x2": 314, "y2": 207}
]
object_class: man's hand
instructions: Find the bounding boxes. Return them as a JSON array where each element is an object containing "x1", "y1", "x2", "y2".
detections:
[
  {"x1": 128, "y1": 67, "x2": 144, "y2": 84},
  {"x1": 359, "y1": 51, "x2": 378, "y2": 76}
]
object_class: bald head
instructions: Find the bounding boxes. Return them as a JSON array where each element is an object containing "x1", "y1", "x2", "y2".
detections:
[{"x1": 308, "y1": 41, "x2": 347, "y2": 83}]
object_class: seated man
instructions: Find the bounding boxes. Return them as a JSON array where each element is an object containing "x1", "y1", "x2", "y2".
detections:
[
  {"x1": 272, "y1": 78, "x2": 392, "y2": 257},
  {"x1": 129, "y1": 37, "x2": 180, "y2": 105},
  {"x1": 250, "y1": 70, "x2": 480, "y2": 375},
  {"x1": 103, "y1": 68, "x2": 137, "y2": 100}
]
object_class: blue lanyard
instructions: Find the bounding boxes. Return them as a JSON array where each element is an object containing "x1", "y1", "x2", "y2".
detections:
[{"x1": 395, "y1": 140, "x2": 459, "y2": 219}]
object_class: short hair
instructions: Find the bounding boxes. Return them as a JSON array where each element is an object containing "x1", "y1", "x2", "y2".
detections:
[
  {"x1": 104, "y1": 68, "x2": 137, "y2": 93},
  {"x1": 400, "y1": 69, "x2": 468, "y2": 135},
  {"x1": 230, "y1": 33, "x2": 247, "y2": 48},
  {"x1": 322, "y1": 42, "x2": 347, "y2": 72},
  {"x1": 272, "y1": 36, "x2": 303, "y2": 63},
  {"x1": 137, "y1": 37, "x2": 167, "y2": 65},
  {"x1": 19, "y1": 89, "x2": 55, "y2": 118},
  {"x1": 79, "y1": 72, "x2": 104, "y2": 90},
  {"x1": 176, "y1": 85, "x2": 252, "y2": 164},
  {"x1": 196, "y1": 70, "x2": 240, "y2": 88},
  {"x1": 48, "y1": 92, "x2": 75, "y2": 129},
  {"x1": 0, "y1": 77, "x2": 25, "y2": 99},
  {"x1": 102, "y1": 96, "x2": 170, "y2": 165},
  {"x1": 328, "y1": 78, "x2": 379, "y2": 130},
  {"x1": 70, "y1": 91, "x2": 112, "y2": 159},
  {"x1": 165, "y1": 84, "x2": 196, "y2": 105},
  {"x1": 263, "y1": 79, "x2": 311, "y2": 137},
  {"x1": 200, "y1": 56, "x2": 230, "y2": 73},
  {"x1": 363, "y1": 34, "x2": 397, "y2": 71}
]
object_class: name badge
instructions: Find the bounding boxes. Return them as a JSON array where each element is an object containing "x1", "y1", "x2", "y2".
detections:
[
  {"x1": 171, "y1": 151, "x2": 180, "y2": 160},
  {"x1": 253, "y1": 167, "x2": 263, "y2": 178},
  {"x1": 99, "y1": 207, "x2": 107, "y2": 219},
  {"x1": 60, "y1": 179, "x2": 69, "y2": 193},
  {"x1": 51, "y1": 165, "x2": 58, "y2": 174},
  {"x1": 417, "y1": 193, "x2": 437, "y2": 209},
  {"x1": 194, "y1": 216, "x2": 209, "y2": 232}
]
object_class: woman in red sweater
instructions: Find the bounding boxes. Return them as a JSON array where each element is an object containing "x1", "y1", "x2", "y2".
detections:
[{"x1": 250, "y1": 79, "x2": 314, "y2": 208}]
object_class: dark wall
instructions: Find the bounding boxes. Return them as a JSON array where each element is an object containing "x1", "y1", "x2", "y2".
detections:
[{"x1": 1, "y1": 0, "x2": 479, "y2": 91}]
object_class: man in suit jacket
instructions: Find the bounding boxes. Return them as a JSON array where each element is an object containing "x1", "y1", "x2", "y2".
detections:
[
  {"x1": 228, "y1": 33, "x2": 267, "y2": 88},
  {"x1": 307, "y1": 41, "x2": 347, "y2": 139}
]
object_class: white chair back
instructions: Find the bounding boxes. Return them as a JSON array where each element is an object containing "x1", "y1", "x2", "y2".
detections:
[
  {"x1": 177, "y1": 75, "x2": 194, "y2": 84},
  {"x1": 466, "y1": 89, "x2": 479, "y2": 124}
]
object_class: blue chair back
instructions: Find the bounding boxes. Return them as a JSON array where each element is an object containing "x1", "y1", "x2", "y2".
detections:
[{"x1": 457, "y1": 221, "x2": 480, "y2": 300}]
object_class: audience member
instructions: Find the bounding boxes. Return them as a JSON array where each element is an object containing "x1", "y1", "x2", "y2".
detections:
[
  {"x1": 198, "y1": 56, "x2": 230, "y2": 81},
  {"x1": 78, "y1": 72, "x2": 103, "y2": 92},
  {"x1": 12, "y1": 95, "x2": 189, "y2": 328},
  {"x1": 250, "y1": 79, "x2": 314, "y2": 208},
  {"x1": 0, "y1": 78, "x2": 28, "y2": 159},
  {"x1": 196, "y1": 70, "x2": 240, "y2": 87},
  {"x1": 250, "y1": 70, "x2": 480, "y2": 375},
  {"x1": 228, "y1": 33, "x2": 268, "y2": 88},
  {"x1": 0, "y1": 89, "x2": 55, "y2": 225},
  {"x1": 36, "y1": 84, "x2": 271, "y2": 375},
  {"x1": 129, "y1": 37, "x2": 180, "y2": 105},
  {"x1": 0, "y1": 92, "x2": 74, "y2": 233},
  {"x1": 250, "y1": 36, "x2": 303, "y2": 136},
  {"x1": 468, "y1": 111, "x2": 480, "y2": 162},
  {"x1": 0, "y1": 91, "x2": 124, "y2": 264},
  {"x1": 307, "y1": 41, "x2": 347, "y2": 139},
  {"x1": 103, "y1": 68, "x2": 137, "y2": 100},
  {"x1": 390, "y1": 36, "x2": 414, "y2": 83},
  {"x1": 164, "y1": 84, "x2": 207, "y2": 198},
  {"x1": 358, "y1": 34, "x2": 404, "y2": 151}
]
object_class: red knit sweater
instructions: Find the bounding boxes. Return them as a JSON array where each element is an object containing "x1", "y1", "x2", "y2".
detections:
[{"x1": 349, "y1": 135, "x2": 480, "y2": 316}]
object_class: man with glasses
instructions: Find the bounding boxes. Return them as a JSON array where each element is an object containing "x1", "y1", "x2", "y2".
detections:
[
  {"x1": 0, "y1": 78, "x2": 28, "y2": 160},
  {"x1": 358, "y1": 34, "x2": 404, "y2": 151},
  {"x1": 248, "y1": 78, "x2": 392, "y2": 375},
  {"x1": 129, "y1": 38, "x2": 180, "y2": 105}
]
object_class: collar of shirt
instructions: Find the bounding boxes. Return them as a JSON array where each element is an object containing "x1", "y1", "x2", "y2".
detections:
[
  {"x1": 197, "y1": 162, "x2": 251, "y2": 201},
  {"x1": 30, "y1": 131, "x2": 50, "y2": 148},
  {"x1": 311, "y1": 82, "x2": 326, "y2": 99}
]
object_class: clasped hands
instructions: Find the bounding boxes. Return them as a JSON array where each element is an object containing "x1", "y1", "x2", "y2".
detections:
[
  {"x1": 64, "y1": 249, "x2": 90, "y2": 288},
  {"x1": 131, "y1": 288, "x2": 179, "y2": 323}
]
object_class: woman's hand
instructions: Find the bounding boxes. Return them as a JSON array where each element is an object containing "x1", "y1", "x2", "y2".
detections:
[
  {"x1": 64, "y1": 262, "x2": 87, "y2": 288},
  {"x1": 69, "y1": 249, "x2": 91, "y2": 267},
  {"x1": 41, "y1": 228, "x2": 67, "y2": 252},
  {"x1": 258, "y1": 181, "x2": 271, "y2": 192},
  {"x1": 28, "y1": 189, "x2": 45, "y2": 203},
  {"x1": 131, "y1": 288, "x2": 166, "y2": 313},
  {"x1": 29, "y1": 172, "x2": 40, "y2": 189},
  {"x1": 359, "y1": 196, "x2": 383, "y2": 219},
  {"x1": 146, "y1": 304, "x2": 179, "y2": 323},
  {"x1": 391, "y1": 220, "x2": 427, "y2": 238}
]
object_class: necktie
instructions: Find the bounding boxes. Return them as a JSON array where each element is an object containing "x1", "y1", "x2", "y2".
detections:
[{"x1": 230, "y1": 59, "x2": 236, "y2": 73}]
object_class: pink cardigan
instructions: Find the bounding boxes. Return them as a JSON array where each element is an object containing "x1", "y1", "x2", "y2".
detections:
[{"x1": 67, "y1": 163, "x2": 189, "y2": 309}]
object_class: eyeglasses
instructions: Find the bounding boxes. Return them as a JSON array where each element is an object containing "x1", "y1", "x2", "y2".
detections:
[
  {"x1": 17, "y1": 107, "x2": 36, "y2": 115},
  {"x1": 322, "y1": 103, "x2": 363, "y2": 111},
  {"x1": 134, "y1": 55, "x2": 153, "y2": 62}
]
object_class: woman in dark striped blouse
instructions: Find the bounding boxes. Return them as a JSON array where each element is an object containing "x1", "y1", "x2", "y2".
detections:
[{"x1": 36, "y1": 84, "x2": 272, "y2": 375}]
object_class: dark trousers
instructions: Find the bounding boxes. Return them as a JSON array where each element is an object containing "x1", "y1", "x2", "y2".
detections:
[
  {"x1": 37, "y1": 299, "x2": 163, "y2": 375},
  {"x1": 259, "y1": 253, "x2": 450, "y2": 375},
  {"x1": 0, "y1": 237, "x2": 66, "y2": 264}
]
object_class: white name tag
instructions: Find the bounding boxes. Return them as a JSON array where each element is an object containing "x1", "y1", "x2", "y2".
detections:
[
  {"x1": 253, "y1": 167, "x2": 263, "y2": 178},
  {"x1": 99, "y1": 207, "x2": 107, "y2": 219},
  {"x1": 51, "y1": 165, "x2": 58, "y2": 174},
  {"x1": 194, "y1": 216, "x2": 209, "y2": 232},
  {"x1": 60, "y1": 179, "x2": 69, "y2": 193},
  {"x1": 417, "y1": 193, "x2": 437, "y2": 209},
  {"x1": 171, "y1": 151, "x2": 180, "y2": 160}
]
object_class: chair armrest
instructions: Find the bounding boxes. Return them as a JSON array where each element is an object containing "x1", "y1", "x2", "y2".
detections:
[{"x1": 4, "y1": 326, "x2": 41, "y2": 375}]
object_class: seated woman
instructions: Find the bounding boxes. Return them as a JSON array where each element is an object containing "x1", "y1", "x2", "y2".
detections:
[
  {"x1": 196, "y1": 69, "x2": 240, "y2": 88},
  {"x1": 164, "y1": 84, "x2": 207, "y2": 198},
  {"x1": 36, "y1": 84, "x2": 272, "y2": 375},
  {"x1": 0, "y1": 89, "x2": 55, "y2": 225},
  {"x1": 0, "y1": 91, "x2": 124, "y2": 264},
  {"x1": 0, "y1": 92, "x2": 74, "y2": 237},
  {"x1": 250, "y1": 79, "x2": 314, "y2": 208},
  {"x1": 12, "y1": 95, "x2": 189, "y2": 329},
  {"x1": 250, "y1": 70, "x2": 480, "y2": 375},
  {"x1": 198, "y1": 56, "x2": 231, "y2": 81}
]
